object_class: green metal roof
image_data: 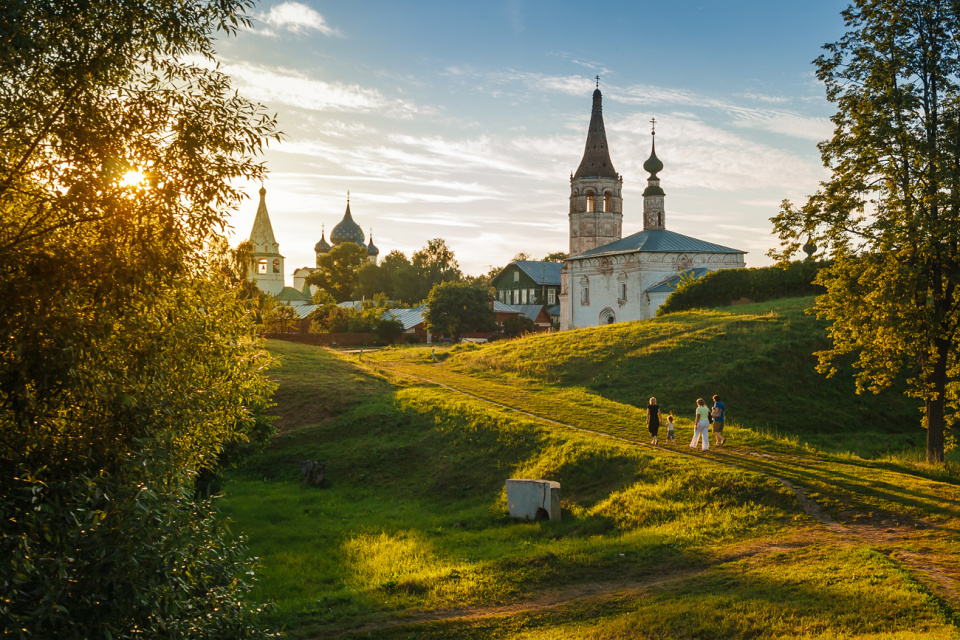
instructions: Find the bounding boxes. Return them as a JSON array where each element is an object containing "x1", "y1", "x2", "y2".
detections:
[{"x1": 573, "y1": 229, "x2": 745, "y2": 259}]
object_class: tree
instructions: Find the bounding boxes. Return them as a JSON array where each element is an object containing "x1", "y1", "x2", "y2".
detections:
[
  {"x1": 413, "y1": 238, "x2": 462, "y2": 298},
  {"x1": 502, "y1": 314, "x2": 536, "y2": 337},
  {"x1": 307, "y1": 242, "x2": 367, "y2": 302},
  {"x1": 0, "y1": 0, "x2": 279, "y2": 635},
  {"x1": 424, "y1": 281, "x2": 496, "y2": 341},
  {"x1": 542, "y1": 251, "x2": 568, "y2": 262},
  {"x1": 769, "y1": 0, "x2": 960, "y2": 462},
  {"x1": 511, "y1": 251, "x2": 532, "y2": 261},
  {"x1": 264, "y1": 303, "x2": 299, "y2": 333}
]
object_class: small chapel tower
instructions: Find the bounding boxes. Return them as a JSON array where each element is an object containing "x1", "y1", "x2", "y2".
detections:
[
  {"x1": 569, "y1": 82, "x2": 623, "y2": 256},
  {"x1": 247, "y1": 187, "x2": 285, "y2": 295},
  {"x1": 642, "y1": 121, "x2": 666, "y2": 230}
]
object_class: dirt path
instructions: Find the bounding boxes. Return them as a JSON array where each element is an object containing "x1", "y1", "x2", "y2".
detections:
[{"x1": 331, "y1": 360, "x2": 960, "y2": 636}]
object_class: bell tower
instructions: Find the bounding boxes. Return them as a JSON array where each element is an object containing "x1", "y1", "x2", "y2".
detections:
[
  {"x1": 569, "y1": 80, "x2": 623, "y2": 256},
  {"x1": 247, "y1": 186, "x2": 285, "y2": 295},
  {"x1": 642, "y1": 119, "x2": 666, "y2": 230}
]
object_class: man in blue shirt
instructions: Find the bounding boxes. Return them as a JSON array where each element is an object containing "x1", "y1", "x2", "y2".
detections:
[{"x1": 712, "y1": 394, "x2": 726, "y2": 446}]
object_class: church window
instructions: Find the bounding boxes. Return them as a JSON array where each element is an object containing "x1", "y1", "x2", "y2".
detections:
[
  {"x1": 600, "y1": 308, "x2": 616, "y2": 324},
  {"x1": 257, "y1": 259, "x2": 267, "y2": 275},
  {"x1": 585, "y1": 195, "x2": 595, "y2": 212},
  {"x1": 604, "y1": 193, "x2": 613, "y2": 213},
  {"x1": 580, "y1": 277, "x2": 589, "y2": 305},
  {"x1": 620, "y1": 282, "x2": 627, "y2": 301},
  {"x1": 548, "y1": 289, "x2": 556, "y2": 305},
  {"x1": 272, "y1": 259, "x2": 281, "y2": 274}
]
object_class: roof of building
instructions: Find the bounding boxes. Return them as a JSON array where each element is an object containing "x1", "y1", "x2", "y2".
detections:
[
  {"x1": 275, "y1": 286, "x2": 311, "y2": 303},
  {"x1": 367, "y1": 231, "x2": 379, "y2": 256},
  {"x1": 314, "y1": 229, "x2": 331, "y2": 254},
  {"x1": 493, "y1": 300, "x2": 523, "y2": 314},
  {"x1": 512, "y1": 260, "x2": 563, "y2": 286},
  {"x1": 249, "y1": 187, "x2": 280, "y2": 254},
  {"x1": 330, "y1": 199, "x2": 365, "y2": 246},
  {"x1": 510, "y1": 304, "x2": 550, "y2": 323},
  {"x1": 573, "y1": 228, "x2": 745, "y2": 259},
  {"x1": 383, "y1": 306, "x2": 426, "y2": 330},
  {"x1": 574, "y1": 89, "x2": 618, "y2": 180},
  {"x1": 546, "y1": 304, "x2": 560, "y2": 317},
  {"x1": 644, "y1": 267, "x2": 710, "y2": 294},
  {"x1": 288, "y1": 304, "x2": 317, "y2": 319}
]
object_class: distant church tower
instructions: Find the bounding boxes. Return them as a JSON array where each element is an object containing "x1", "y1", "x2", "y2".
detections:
[
  {"x1": 642, "y1": 121, "x2": 666, "y2": 230},
  {"x1": 247, "y1": 187, "x2": 285, "y2": 295},
  {"x1": 569, "y1": 83, "x2": 623, "y2": 256}
]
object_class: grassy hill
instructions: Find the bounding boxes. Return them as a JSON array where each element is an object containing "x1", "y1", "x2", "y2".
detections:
[
  {"x1": 217, "y1": 316, "x2": 960, "y2": 638},
  {"x1": 443, "y1": 297, "x2": 923, "y2": 458}
]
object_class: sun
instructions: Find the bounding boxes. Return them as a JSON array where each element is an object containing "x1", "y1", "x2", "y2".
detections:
[{"x1": 120, "y1": 170, "x2": 145, "y2": 187}]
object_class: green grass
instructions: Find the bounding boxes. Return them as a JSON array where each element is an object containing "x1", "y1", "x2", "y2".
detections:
[
  {"x1": 218, "y1": 335, "x2": 960, "y2": 638},
  {"x1": 421, "y1": 297, "x2": 925, "y2": 459}
]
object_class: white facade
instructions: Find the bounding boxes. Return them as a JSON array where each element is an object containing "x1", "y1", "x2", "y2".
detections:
[
  {"x1": 560, "y1": 247, "x2": 745, "y2": 330},
  {"x1": 247, "y1": 187, "x2": 285, "y2": 296}
]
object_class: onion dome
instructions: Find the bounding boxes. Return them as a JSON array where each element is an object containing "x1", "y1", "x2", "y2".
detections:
[
  {"x1": 802, "y1": 238, "x2": 817, "y2": 260},
  {"x1": 366, "y1": 229, "x2": 379, "y2": 257},
  {"x1": 643, "y1": 136, "x2": 664, "y2": 177},
  {"x1": 330, "y1": 195, "x2": 365, "y2": 246},
  {"x1": 574, "y1": 88, "x2": 618, "y2": 179},
  {"x1": 314, "y1": 225, "x2": 331, "y2": 254}
]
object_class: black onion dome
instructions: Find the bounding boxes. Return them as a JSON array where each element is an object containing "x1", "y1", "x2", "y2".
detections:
[
  {"x1": 574, "y1": 89, "x2": 618, "y2": 179},
  {"x1": 643, "y1": 137, "x2": 664, "y2": 176},
  {"x1": 366, "y1": 230, "x2": 379, "y2": 257},
  {"x1": 330, "y1": 201, "x2": 365, "y2": 246},
  {"x1": 314, "y1": 230, "x2": 331, "y2": 254}
]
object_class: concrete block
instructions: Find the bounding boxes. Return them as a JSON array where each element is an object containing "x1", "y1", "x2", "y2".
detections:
[{"x1": 506, "y1": 479, "x2": 561, "y2": 522}]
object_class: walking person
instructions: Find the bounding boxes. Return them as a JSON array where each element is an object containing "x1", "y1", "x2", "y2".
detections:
[
  {"x1": 647, "y1": 397, "x2": 662, "y2": 445},
  {"x1": 690, "y1": 398, "x2": 710, "y2": 451},
  {"x1": 665, "y1": 414, "x2": 675, "y2": 444},
  {"x1": 711, "y1": 394, "x2": 726, "y2": 446}
]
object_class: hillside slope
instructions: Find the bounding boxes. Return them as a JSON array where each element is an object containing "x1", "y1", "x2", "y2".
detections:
[{"x1": 448, "y1": 297, "x2": 921, "y2": 457}]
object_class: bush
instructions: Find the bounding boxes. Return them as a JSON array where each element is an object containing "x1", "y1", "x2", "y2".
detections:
[{"x1": 657, "y1": 261, "x2": 829, "y2": 316}]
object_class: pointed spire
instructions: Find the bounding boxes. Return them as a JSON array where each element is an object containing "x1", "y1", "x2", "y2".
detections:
[
  {"x1": 330, "y1": 192, "x2": 365, "y2": 246},
  {"x1": 643, "y1": 122, "x2": 664, "y2": 177},
  {"x1": 574, "y1": 88, "x2": 618, "y2": 179},
  {"x1": 249, "y1": 186, "x2": 279, "y2": 250}
]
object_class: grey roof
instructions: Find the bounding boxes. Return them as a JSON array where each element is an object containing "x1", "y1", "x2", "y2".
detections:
[
  {"x1": 493, "y1": 301, "x2": 522, "y2": 314},
  {"x1": 573, "y1": 229, "x2": 745, "y2": 259},
  {"x1": 546, "y1": 304, "x2": 560, "y2": 317},
  {"x1": 289, "y1": 304, "x2": 317, "y2": 319},
  {"x1": 645, "y1": 268, "x2": 710, "y2": 294},
  {"x1": 512, "y1": 261, "x2": 563, "y2": 286},
  {"x1": 384, "y1": 306, "x2": 426, "y2": 331},
  {"x1": 511, "y1": 305, "x2": 548, "y2": 323}
]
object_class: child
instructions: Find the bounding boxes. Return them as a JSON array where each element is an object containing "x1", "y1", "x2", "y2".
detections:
[{"x1": 665, "y1": 414, "x2": 675, "y2": 444}]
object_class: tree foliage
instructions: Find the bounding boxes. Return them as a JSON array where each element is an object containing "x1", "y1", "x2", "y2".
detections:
[
  {"x1": 306, "y1": 241, "x2": 368, "y2": 302},
  {"x1": 424, "y1": 281, "x2": 496, "y2": 340},
  {"x1": 770, "y1": 0, "x2": 960, "y2": 462},
  {"x1": 0, "y1": 0, "x2": 280, "y2": 635}
]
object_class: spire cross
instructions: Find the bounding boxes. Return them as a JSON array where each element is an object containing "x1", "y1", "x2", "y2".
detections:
[
  {"x1": 595, "y1": 75, "x2": 600, "y2": 88},
  {"x1": 650, "y1": 117, "x2": 657, "y2": 135},
  {"x1": 347, "y1": 190, "x2": 350, "y2": 203}
]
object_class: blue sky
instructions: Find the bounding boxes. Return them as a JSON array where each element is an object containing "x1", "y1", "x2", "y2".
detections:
[{"x1": 218, "y1": 0, "x2": 848, "y2": 277}]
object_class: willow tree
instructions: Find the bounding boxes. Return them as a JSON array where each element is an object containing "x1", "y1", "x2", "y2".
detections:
[
  {"x1": 771, "y1": 0, "x2": 960, "y2": 462},
  {"x1": 1, "y1": 0, "x2": 280, "y2": 636}
]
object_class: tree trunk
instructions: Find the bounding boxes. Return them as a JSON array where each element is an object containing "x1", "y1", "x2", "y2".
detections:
[{"x1": 926, "y1": 337, "x2": 949, "y2": 463}]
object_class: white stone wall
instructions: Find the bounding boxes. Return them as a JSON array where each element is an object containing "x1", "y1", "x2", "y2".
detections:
[{"x1": 560, "y1": 251, "x2": 745, "y2": 330}]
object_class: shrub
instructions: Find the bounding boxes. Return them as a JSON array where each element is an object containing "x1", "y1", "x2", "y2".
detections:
[{"x1": 657, "y1": 260, "x2": 829, "y2": 315}]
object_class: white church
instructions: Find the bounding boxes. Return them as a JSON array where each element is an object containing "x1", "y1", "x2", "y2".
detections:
[{"x1": 559, "y1": 88, "x2": 746, "y2": 330}]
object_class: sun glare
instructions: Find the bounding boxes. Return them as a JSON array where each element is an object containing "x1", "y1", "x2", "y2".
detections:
[{"x1": 120, "y1": 170, "x2": 145, "y2": 187}]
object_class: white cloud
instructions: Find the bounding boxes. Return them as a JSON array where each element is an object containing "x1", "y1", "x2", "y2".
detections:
[
  {"x1": 257, "y1": 3, "x2": 340, "y2": 36},
  {"x1": 220, "y1": 62, "x2": 427, "y2": 117}
]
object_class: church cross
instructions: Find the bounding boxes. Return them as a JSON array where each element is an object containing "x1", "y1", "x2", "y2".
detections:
[
  {"x1": 595, "y1": 75, "x2": 600, "y2": 88},
  {"x1": 650, "y1": 117, "x2": 657, "y2": 135}
]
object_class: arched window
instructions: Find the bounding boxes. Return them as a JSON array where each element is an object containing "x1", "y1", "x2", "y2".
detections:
[
  {"x1": 585, "y1": 194, "x2": 595, "y2": 212},
  {"x1": 272, "y1": 259, "x2": 281, "y2": 274},
  {"x1": 579, "y1": 276, "x2": 589, "y2": 305},
  {"x1": 604, "y1": 193, "x2": 612, "y2": 213},
  {"x1": 600, "y1": 308, "x2": 616, "y2": 324},
  {"x1": 257, "y1": 259, "x2": 267, "y2": 275}
]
